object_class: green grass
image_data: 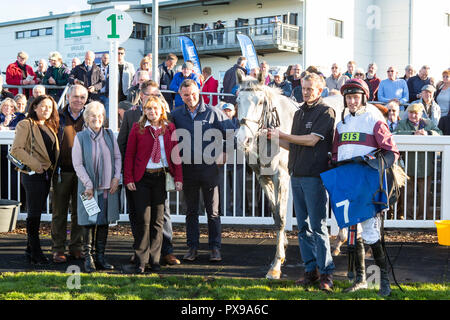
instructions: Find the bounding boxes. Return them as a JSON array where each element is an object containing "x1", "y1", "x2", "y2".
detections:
[{"x1": 0, "y1": 272, "x2": 448, "y2": 300}]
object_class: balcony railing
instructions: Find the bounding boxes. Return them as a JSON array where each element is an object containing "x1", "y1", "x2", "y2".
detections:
[{"x1": 146, "y1": 22, "x2": 301, "y2": 56}]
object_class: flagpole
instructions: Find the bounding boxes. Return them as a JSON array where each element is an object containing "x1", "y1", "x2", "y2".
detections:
[{"x1": 152, "y1": 0, "x2": 159, "y2": 82}]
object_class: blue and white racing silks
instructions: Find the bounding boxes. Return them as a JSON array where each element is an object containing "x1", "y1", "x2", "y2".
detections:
[{"x1": 320, "y1": 162, "x2": 388, "y2": 229}]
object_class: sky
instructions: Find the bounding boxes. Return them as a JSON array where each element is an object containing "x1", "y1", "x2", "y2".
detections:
[{"x1": 0, "y1": 0, "x2": 158, "y2": 23}]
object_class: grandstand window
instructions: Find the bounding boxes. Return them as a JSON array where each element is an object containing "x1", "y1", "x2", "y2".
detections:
[{"x1": 16, "y1": 27, "x2": 53, "y2": 39}]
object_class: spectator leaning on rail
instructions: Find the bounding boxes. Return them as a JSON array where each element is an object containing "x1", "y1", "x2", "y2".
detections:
[
  {"x1": 158, "y1": 53, "x2": 178, "y2": 110},
  {"x1": 394, "y1": 103, "x2": 442, "y2": 221},
  {"x1": 435, "y1": 69, "x2": 450, "y2": 116},
  {"x1": 127, "y1": 70, "x2": 150, "y2": 106},
  {"x1": 407, "y1": 65, "x2": 431, "y2": 103},
  {"x1": 169, "y1": 61, "x2": 201, "y2": 109},
  {"x1": 377, "y1": 66, "x2": 409, "y2": 106},
  {"x1": 201, "y1": 66, "x2": 219, "y2": 106},
  {"x1": 0, "y1": 76, "x2": 14, "y2": 102},
  {"x1": 123, "y1": 96, "x2": 183, "y2": 274},
  {"x1": 131, "y1": 56, "x2": 152, "y2": 87},
  {"x1": 69, "y1": 51, "x2": 105, "y2": 103},
  {"x1": 117, "y1": 47, "x2": 136, "y2": 104},
  {"x1": 14, "y1": 94, "x2": 27, "y2": 114},
  {"x1": 325, "y1": 63, "x2": 349, "y2": 91},
  {"x1": 171, "y1": 79, "x2": 236, "y2": 263},
  {"x1": 6, "y1": 51, "x2": 37, "y2": 98},
  {"x1": 343, "y1": 60, "x2": 356, "y2": 79},
  {"x1": 267, "y1": 73, "x2": 336, "y2": 292},
  {"x1": 268, "y1": 71, "x2": 292, "y2": 97},
  {"x1": 10, "y1": 95, "x2": 60, "y2": 265},
  {"x1": 222, "y1": 56, "x2": 247, "y2": 105},
  {"x1": 411, "y1": 84, "x2": 441, "y2": 126},
  {"x1": 401, "y1": 65, "x2": 415, "y2": 82},
  {"x1": 50, "y1": 85, "x2": 88, "y2": 264},
  {"x1": 35, "y1": 59, "x2": 48, "y2": 84},
  {"x1": 0, "y1": 98, "x2": 26, "y2": 204},
  {"x1": 260, "y1": 61, "x2": 273, "y2": 85},
  {"x1": 386, "y1": 99, "x2": 401, "y2": 132},
  {"x1": 365, "y1": 62, "x2": 381, "y2": 102},
  {"x1": 25, "y1": 85, "x2": 46, "y2": 113},
  {"x1": 72, "y1": 101, "x2": 121, "y2": 273},
  {"x1": 333, "y1": 79, "x2": 400, "y2": 296},
  {"x1": 43, "y1": 51, "x2": 70, "y2": 102}
]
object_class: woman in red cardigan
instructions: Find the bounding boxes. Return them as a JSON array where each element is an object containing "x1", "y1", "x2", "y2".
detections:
[{"x1": 124, "y1": 96, "x2": 183, "y2": 274}]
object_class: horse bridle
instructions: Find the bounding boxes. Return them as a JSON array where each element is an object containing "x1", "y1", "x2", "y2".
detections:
[{"x1": 239, "y1": 89, "x2": 281, "y2": 137}]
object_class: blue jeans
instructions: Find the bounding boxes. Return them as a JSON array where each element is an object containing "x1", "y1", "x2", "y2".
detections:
[{"x1": 291, "y1": 176, "x2": 335, "y2": 275}]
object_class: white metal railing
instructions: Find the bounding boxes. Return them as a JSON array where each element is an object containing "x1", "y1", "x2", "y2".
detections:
[
  {"x1": 3, "y1": 84, "x2": 70, "y2": 108},
  {"x1": 147, "y1": 22, "x2": 301, "y2": 54},
  {"x1": 1, "y1": 128, "x2": 449, "y2": 230}
]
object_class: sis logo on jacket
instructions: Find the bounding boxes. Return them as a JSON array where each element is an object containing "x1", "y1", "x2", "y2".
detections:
[{"x1": 320, "y1": 162, "x2": 388, "y2": 229}]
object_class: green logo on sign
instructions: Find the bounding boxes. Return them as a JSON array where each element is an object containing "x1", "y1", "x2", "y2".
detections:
[{"x1": 65, "y1": 21, "x2": 91, "y2": 38}]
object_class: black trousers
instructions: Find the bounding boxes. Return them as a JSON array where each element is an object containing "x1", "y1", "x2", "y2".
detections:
[
  {"x1": 183, "y1": 165, "x2": 221, "y2": 250},
  {"x1": 133, "y1": 172, "x2": 166, "y2": 267},
  {"x1": 21, "y1": 172, "x2": 51, "y2": 218}
]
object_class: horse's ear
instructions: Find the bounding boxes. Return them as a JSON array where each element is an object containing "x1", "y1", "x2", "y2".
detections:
[
  {"x1": 236, "y1": 69, "x2": 244, "y2": 84},
  {"x1": 257, "y1": 70, "x2": 265, "y2": 85}
]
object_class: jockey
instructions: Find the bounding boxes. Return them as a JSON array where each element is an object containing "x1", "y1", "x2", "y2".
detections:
[{"x1": 332, "y1": 78, "x2": 399, "y2": 296}]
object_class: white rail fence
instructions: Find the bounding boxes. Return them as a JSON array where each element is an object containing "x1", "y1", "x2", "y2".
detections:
[{"x1": 1, "y1": 127, "x2": 449, "y2": 230}]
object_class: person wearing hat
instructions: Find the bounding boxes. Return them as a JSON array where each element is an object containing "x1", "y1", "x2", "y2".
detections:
[
  {"x1": 394, "y1": 103, "x2": 441, "y2": 221},
  {"x1": 331, "y1": 78, "x2": 400, "y2": 296},
  {"x1": 169, "y1": 61, "x2": 201, "y2": 110},
  {"x1": 217, "y1": 102, "x2": 244, "y2": 217},
  {"x1": 411, "y1": 84, "x2": 441, "y2": 126}
]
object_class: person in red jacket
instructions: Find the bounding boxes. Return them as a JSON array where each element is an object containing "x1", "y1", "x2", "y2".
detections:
[
  {"x1": 6, "y1": 51, "x2": 37, "y2": 98},
  {"x1": 201, "y1": 66, "x2": 219, "y2": 106},
  {"x1": 123, "y1": 95, "x2": 183, "y2": 274}
]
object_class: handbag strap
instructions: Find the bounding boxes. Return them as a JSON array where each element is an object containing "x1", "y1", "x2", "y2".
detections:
[{"x1": 29, "y1": 119, "x2": 35, "y2": 157}]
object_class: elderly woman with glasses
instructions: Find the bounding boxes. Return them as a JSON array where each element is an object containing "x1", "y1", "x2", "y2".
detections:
[
  {"x1": 72, "y1": 101, "x2": 121, "y2": 273},
  {"x1": 123, "y1": 96, "x2": 182, "y2": 274}
]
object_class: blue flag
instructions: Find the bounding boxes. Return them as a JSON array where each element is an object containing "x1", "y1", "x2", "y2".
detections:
[
  {"x1": 178, "y1": 36, "x2": 202, "y2": 75},
  {"x1": 236, "y1": 34, "x2": 259, "y2": 70},
  {"x1": 320, "y1": 163, "x2": 388, "y2": 229}
]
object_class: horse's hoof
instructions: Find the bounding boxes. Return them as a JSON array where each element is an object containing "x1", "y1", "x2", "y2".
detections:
[{"x1": 266, "y1": 270, "x2": 281, "y2": 280}]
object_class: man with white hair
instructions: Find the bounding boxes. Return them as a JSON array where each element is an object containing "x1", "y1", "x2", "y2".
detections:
[
  {"x1": 69, "y1": 51, "x2": 105, "y2": 102},
  {"x1": 326, "y1": 63, "x2": 348, "y2": 91}
]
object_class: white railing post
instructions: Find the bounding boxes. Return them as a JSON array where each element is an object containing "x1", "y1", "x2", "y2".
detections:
[{"x1": 440, "y1": 146, "x2": 450, "y2": 221}]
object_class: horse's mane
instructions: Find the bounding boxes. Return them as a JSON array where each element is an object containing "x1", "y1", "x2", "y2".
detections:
[{"x1": 239, "y1": 78, "x2": 283, "y2": 102}]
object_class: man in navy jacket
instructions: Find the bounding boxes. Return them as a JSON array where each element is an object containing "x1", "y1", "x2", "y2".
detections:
[{"x1": 171, "y1": 79, "x2": 235, "y2": 263}]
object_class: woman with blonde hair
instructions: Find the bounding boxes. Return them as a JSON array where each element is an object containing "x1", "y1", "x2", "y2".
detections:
[
  {"x1": 72, "y1": 101, "x2": 121, "y2": 272},
  {"x1": 131, "y1": 56, "x2": 152, "y2": 86},
  {"x1": 124, "y1": 96, "x2": 182, "y2": 273},
  {"x1": 10, "y1": 95, "x2": 60, "y2": 264}
]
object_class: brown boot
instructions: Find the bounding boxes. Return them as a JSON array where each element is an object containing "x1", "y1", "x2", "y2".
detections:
[
  {"x1": 295, "y1": 268, "x2": 320, "y2": 286},
  {"x1": 319, "y1": 273, "x2": 334, "y2": 292}
]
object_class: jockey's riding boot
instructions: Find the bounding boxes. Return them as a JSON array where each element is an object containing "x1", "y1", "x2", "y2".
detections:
[
  {"x1": 82, "y1": 226, "x2": 96, "y2": 273},
  {"x1": 370, "y1": 240, "x2": 391, "y2": 297},
  {"x1": 345, "y1": 237, "x2": 368, "y2": 293},
  {"x1": 95, "y1": 225, "x2": 114, "y2": 270}
]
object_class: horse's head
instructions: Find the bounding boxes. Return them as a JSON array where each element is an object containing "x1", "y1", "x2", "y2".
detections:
[{"x1": 235, "y1": 71, "x2": 267, "y2": 149}]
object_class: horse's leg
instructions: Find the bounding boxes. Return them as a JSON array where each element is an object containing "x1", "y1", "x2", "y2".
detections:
[{"x1": 264, "y1": 172, "x2": 289, "y2": 280}]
